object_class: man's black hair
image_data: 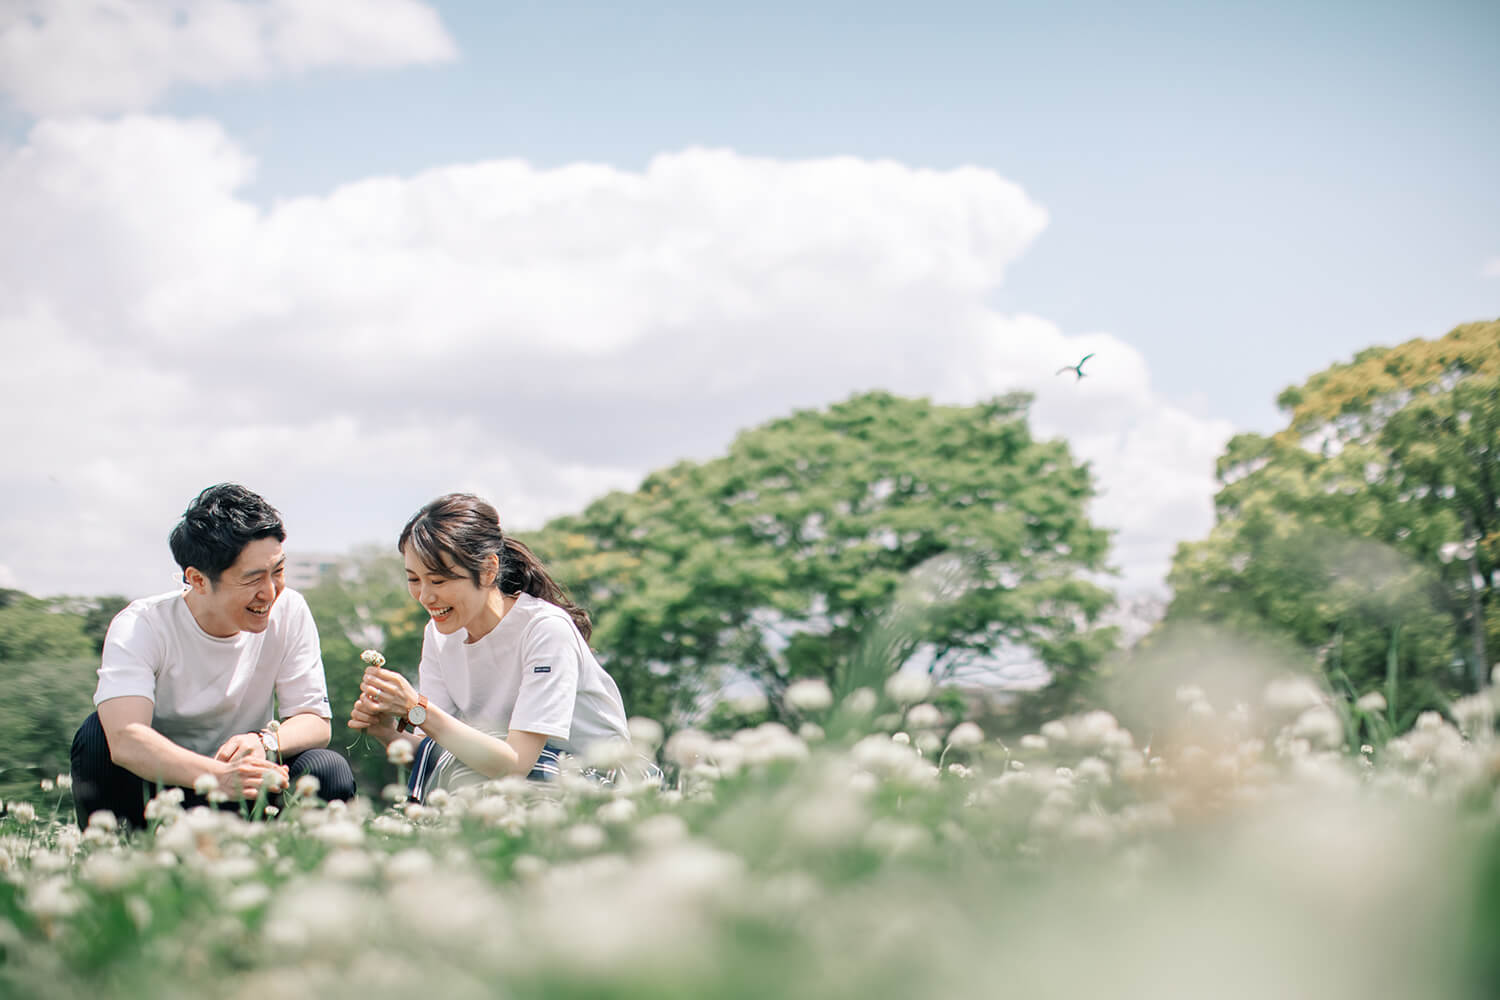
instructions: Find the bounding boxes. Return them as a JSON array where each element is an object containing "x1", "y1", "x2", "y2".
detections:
[{"x1": 168, "y1": 484, "x2": 286, "y2": 585}]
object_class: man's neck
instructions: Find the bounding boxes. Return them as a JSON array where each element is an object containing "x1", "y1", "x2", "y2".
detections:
[{"x1": 182, "y1": 589, "x2": 241, "y2": 639}]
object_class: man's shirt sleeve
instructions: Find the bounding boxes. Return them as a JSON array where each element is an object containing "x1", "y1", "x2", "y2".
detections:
[
  {"x1": 274, "y1": 591, "x2": 332, "y2": 719},
  {"x1": 94, "y1": 603, "x2": 158, "y2": 706}
]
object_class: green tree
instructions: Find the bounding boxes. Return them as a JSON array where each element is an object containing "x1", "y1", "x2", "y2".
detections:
[
  {"x1": 0, "y1": 656, "x2": 98, "y2": 806},
  {"x1": 0, "y1": 594, "x2": 93, "y2": 663},
  {"x1": 1168, "y1": 320, "x2": 1500, "y2": 716},
  {"x1": 531, "y1": 390, "x2": 1117, "y2": 723}
]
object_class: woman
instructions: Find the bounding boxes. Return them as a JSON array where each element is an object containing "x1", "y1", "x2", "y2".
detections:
[{"x1": 349, "y1": 493, "x2": 636, "y2": 800}]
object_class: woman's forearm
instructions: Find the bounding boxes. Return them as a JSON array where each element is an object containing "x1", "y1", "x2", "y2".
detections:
[{"x1": 418, "y1": 704, "x2": 544, "y2": 779}]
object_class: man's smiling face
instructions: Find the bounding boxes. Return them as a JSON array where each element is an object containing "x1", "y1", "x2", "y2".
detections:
[{"x1": 189, "y1": 536, "x2": 286, "y2": 638}]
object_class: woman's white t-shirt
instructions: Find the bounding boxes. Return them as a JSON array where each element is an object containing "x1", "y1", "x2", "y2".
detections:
[
  {"x1": 417, "y1": 593, "x2": 629, "y2": 757},
  {"x1": 93, "y1": 588, "x2": 331, "y2": 756}
]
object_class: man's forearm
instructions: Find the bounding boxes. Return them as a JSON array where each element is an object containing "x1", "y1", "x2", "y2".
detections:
[
  {"x1": 109, "y1": 722, "x2": 226, "y2": 790},
  {"x1": 275, "y1": 712, "x2": 331, "y2": 756}
]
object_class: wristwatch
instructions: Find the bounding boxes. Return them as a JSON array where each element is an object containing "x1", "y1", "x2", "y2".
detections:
[
  {"x1": 260, "y1": 729, "x2": 279, "y2": 754},
  {"x1": 398, "y1": 694, "x2": 429, "y2": 733}
]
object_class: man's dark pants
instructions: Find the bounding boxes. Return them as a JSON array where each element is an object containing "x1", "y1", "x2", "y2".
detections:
[{"x1": 69, "y1": 712, "x2": 356, "y2": 829}]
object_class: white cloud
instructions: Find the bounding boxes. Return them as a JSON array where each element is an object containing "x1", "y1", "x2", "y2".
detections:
[
  {"x1": 0, "y1": 0, "x2": 456, "y2": 117},
  {"x1": 0, "y1": 117, "x2": 1229, "y2": 600}
]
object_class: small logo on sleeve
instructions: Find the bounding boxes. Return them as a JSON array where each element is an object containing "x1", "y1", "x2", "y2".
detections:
[{"x1": 533, "y1": 664, "x2": 552, "y2": 674}]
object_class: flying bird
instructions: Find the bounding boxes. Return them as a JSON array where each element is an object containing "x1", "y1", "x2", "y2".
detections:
[{"x1": 1056, "y1": 353, "x2": 1094, "y2": 380}]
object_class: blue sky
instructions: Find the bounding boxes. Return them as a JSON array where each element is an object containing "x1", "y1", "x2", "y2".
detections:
[
  {"x1": 0, "y1": 0, "x2": 1495, "y2": 598},
  {"x1": 154, "y1": 0, "x2": 1500, "y2": 429}
]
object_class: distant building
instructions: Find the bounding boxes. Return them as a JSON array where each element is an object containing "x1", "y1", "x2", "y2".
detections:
[{"x1": 285, "y1": 552, "x2": 342, "y2": 591}]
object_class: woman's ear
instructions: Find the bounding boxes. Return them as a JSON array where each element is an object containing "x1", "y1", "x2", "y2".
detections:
[{"x1": 482, "y1": 552, "x2": 500, "y2": 588}]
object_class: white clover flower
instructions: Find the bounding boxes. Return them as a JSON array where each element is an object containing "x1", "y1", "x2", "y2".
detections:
[
  {"x1": 40, "y1": 778, "x2": 54, "y2": 792},
  {"x1": 906, "y1": 703, "x2": 943, "y2": 730},
  {"x1": 864, "y1": 819, "x2": 930, "y2": 856},
  {"x1": 627, "y1": 716, "x2": 665, "y2": 750},
  {"x1": 56, "y1": 774, "x2": 72, "y2": 790},
  {"x1": 193, "y1": 772, "x2": 220, "y2": 797},
  {"x1": 727, "y1": 689, "x2": 769, "y2": 715},
  {"x1": 322, "y1": 849, "x2": 376, "y2": 881},
  {"x1": 947, "y1": 722, "x2": 984, "y2": 749},
  {"x1": 360, "y1": 649, "x2": 386, "y2": 668},
  {"x1": 798, "y1": 722, "x2": 826, "y2": 743},
  {"x1": 385, "y1": 848, "x2": 435, "y2": 882},
  {"x1": 563, "y1": 823, "x2": 607, "y2": 853},
  {"x1": 1073, "y1": 710, "x2": 1125, "y2": 750},
  {"x1": 294, "y1": 774, "x2": 321, "y2": 798},
  {"x1": 784, "y1": 678, "x2": 834, "y2": 713},
  {"x1": 843, "y1": 687, "x2": 878, "y2": 714},
  {"x1": 265, "y1": 719, "x2": 280, "y2": 734},
  {"x1": 9, "y1": 802, "x2": 36, "y2": 824},
  {"x1": 1175, "y1": 684, "x2": 1207, "y2": 704},
  {"x1": 426, "y1": 788, "x2": 451, "y2": 810},
  {"x1": 885, "y1": 671, "x2": 932, "y2": 705},
  {"x1": 596, "y1": 798, "x2": 638, "y2": 826},
  {"x1": 27, "y1": 877, "x2": 80, "y2": 920},
  {"x1": 1355, "y1": 691, "x2": 1388, "y2": 714},
  {"x1": 387, "y1": 741, "x2": 415, "y2": 766},
  {"x1": 1076, "y1": 757, "x2": 1112, "y2": 783},
  {"x1": 664, "y1": 728, "x2": 713, "y2": 767},
  {"x1": 891, "y1": 732, "x2": 911, "y2": 745},
  {"x1": 1264, "y1": 676, "x2": 1325, "y2": 715},
  {"x1": 511, "y1": 854, "x2": 548, "y2": 880},
  {"x1": 126, "y1": 897, "x2": 151, "y2": 931},
  {"x1": 1451, "y1": 693, "x2": 1494, "y2": 734},
  {"x1": 403, "y1": 803, "x2": 433, "y2": 822},
  {"x1": 947, "y1": 763, "x2": 973, "y2": 778},
  {"x1": 632, "y1": 813, "x2": 689, "y2": 848},
  {"x1": 527, "y1": 800, "x2": 567, "y2": 829},
  {"x1": 1040, "y1": 720, "x2": 1068, "y2": 743},
  {"x1": 1019, "y1": 733, "x2": 1048, "y2": 751},
  {"x1": 585, "y1": 738, "x2": 636, "y2": 771},
  {"x1": 313, "y1": 822, "x2": 366, "y2": 849},
  {"x1": 87, "y1": 810, "x2": 118, "y2": 833},
  {"x1": 224, "y1": 883, "x2": 272, "y2": 912},
  {"x1": 80, "y1": 853, "x2": 134, "y2": 891}
]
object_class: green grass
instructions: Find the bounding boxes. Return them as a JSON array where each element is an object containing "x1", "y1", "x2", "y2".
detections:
[{"x1": 3, "y1": 681, "x2": 1499, "y2": 1000}]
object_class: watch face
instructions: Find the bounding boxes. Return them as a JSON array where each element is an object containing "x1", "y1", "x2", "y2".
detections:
[
  {"x1": 262, "y1": 731, "x2": 279, "y2": 753},
  {"x1": 408, "y1": 703, "x2": 427, "y2": 726}
]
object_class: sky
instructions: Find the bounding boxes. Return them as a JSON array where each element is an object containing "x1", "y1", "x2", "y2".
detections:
[{"x1": 0, "y1": 0, "x2": 1496, "y2": 602}]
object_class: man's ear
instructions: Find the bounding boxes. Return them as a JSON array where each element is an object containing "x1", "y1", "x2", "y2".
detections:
[{"x1": 184, "y1": 567, "x2": 211, "y2": 594}]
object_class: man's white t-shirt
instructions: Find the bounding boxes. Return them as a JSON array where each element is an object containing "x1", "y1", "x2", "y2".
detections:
[
  {"x1": 94, "y1": 588, "x2": 332, "y2": 756},
  {"x1": 418, "y1": 592, "x2": 629, "y2": 757}
]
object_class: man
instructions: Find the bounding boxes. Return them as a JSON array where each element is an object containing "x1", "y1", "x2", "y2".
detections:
[{"x1": 70, "y1": 483, "x2": 355, "y2": 828}]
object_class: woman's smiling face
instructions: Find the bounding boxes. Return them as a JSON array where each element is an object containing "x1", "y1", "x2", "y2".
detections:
[{"x1": 403, "y1": 541, "x2": 494, "y2": 636}]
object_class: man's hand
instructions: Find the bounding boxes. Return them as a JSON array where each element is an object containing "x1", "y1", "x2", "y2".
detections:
[
  {"x1": 213, "y1": 732, "x2": 268, "y2": 763},
  {"x1": 218, "y1": 756, "x2": 290, "y2": 800}
]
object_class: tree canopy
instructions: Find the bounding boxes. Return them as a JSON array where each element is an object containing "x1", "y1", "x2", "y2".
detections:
[
  {"x1": 1168, "y1": 320, "x2": 1499, "y2": 718},
  {"x1": 531, "y1": 390, "x2": 1117, "y2": 722}
]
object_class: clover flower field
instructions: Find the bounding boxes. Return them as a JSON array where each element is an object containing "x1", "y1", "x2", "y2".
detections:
[{"x1": 3, "y1": 674, "x2": 1500, "y2": 1000}]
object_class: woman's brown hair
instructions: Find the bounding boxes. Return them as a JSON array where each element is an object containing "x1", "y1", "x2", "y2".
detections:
[{"x1": 398, "y1": 493, "x2": 592, "y2": 641}]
